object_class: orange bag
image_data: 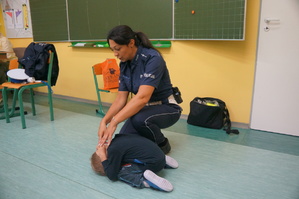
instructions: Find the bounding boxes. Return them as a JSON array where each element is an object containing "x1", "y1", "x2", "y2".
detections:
[{"x1": 98, "y1": 58, "x2": 120, "y2": 90}]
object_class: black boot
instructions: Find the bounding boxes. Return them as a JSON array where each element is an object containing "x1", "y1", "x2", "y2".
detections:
[{"x1": 159, "y1": 138, "x2": 171, "y2": 154}]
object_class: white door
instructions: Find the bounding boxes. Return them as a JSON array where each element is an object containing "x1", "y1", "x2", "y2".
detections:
[{"x1": 250, "y1": 0, "x2": 299, "y2": 136}]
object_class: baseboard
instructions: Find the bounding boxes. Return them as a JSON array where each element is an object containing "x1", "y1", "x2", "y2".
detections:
[
  {"x1": 35, "y1": 91, "x2": 250, "y2": 129},
  {"x1": 35, "y1": 91, "x2": 112, "y2": 107},
  {"x1": 230, "y1": 122, "x2": 249, "y2": 129}
]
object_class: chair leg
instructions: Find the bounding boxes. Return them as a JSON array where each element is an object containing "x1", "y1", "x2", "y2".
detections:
[
  {"x1": 2, "y1": 87, "x2": 11, "y2": 123},
  {"x1": 96, "y1": 90, "x2": 106, "y2": 117},
  {"x1": 6, "y1": 89, "x2": 20, "y2": 118},
  {"x1": 30, "y1": 88, "x2": 36, "y2": 116},
  {"x1": 48, "y1": 87, "x2": 54, "y2": 121},
  {"x1": 96, "y1": 100, "x2": 105, "y2": 116},
  {"x1": 18, "y1": 88, "x2": 27, "y2": 129},
  {"x1": 96, "y1": 108, "x2": 105, "y2": 117},
  {"x1": 10, "y1": 89, "x2": 19, "y2": 113},
  {"x1": 0, "y1": 89, "x2": 25, "y2": 120}
]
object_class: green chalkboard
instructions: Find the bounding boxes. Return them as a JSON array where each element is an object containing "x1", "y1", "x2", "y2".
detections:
[
  {"x1": 30, "y1": 0, "x2": 68, "y2": 42},
  {"x1": 174, "y1": 0, "x2": 246, "y2": 40},
  {"x1": 68, "y1": 0, "x2": 172, "y2": 40},
  {"x1": 29, "y1": 0, "x2": 246, "y2": 41}
]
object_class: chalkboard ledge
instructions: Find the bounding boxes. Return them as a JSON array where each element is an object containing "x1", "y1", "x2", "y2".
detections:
[{"x1": 69, "y1": 41, "x2": 171, "y2": 48}]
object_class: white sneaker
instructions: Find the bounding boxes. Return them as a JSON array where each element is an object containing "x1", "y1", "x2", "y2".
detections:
[
  {"x1": 143, "y1": 170, "x2": 173, "y2": 192},
  {"x1": 165, "y1": 155, "x2": 179, "y2": 169}
]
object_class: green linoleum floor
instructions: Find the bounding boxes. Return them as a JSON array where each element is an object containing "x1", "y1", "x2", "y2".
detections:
[
  {"x1": 21, "y1": 93, "x2": 299, "y2": 156},
  {"x1": 1, "y1": 93, "x2": 299, "y2": 199}
]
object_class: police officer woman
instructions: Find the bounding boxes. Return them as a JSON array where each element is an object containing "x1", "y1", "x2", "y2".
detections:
[{"x1": 97, "y1": 25, "x2": 182, "y2": 154}]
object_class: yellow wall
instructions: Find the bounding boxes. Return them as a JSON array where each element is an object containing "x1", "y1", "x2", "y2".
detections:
[
  {"x1": 0, "y1": 4, "x2": 6, "y2": 35},
  {"x1": 2, "y1": 1, "x2": 260, "y2": 125}
]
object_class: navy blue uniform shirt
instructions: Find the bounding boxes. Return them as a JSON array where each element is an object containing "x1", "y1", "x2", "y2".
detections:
[{"x1": 119, "y1": 46, "x2": 173, "y2": 102}]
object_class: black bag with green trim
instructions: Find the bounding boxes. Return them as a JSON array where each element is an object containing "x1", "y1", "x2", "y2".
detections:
[{"x1": 187, "y1": 97, "x2": 239, "y2": 134}]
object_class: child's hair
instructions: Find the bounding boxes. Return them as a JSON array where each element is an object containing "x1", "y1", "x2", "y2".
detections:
[{"x1": 90, "y1": 152, "x2": 106, "y2": 176}]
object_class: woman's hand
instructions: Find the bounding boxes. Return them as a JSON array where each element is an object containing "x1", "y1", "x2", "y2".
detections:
[
  {"x1": 96, "y1": 143, "x2": 108, "y2": 161},
  {"x1": 97, "y1": 91, "x2": 129, "y2": 146},
  {"x1": 98, "y1": 120, "x2": 107, "y2": 141},
  {"x1": 98, "y1": 118, "x2": 118, "y2": 146}
]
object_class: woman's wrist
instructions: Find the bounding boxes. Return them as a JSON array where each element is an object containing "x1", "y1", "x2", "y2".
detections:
[
  {"x1": 101, "y1": 117, "x2": 109, "y2": 125},
  {"x1": 111, "y1": 116, "x2": 118, "y2": 124}
]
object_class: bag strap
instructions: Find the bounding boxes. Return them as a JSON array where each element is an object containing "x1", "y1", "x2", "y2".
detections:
[{"x1": 223, "y1": 105, "x2": 239, "y2": 135}]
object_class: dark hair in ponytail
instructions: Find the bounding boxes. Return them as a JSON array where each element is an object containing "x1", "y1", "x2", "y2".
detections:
[{"x1": 107, "y1": 25, "x2": 157, "y2": 50}]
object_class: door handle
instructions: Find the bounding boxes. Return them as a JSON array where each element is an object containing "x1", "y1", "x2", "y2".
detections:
[{"x1": 264, "y1": 18, "x2": 280, "y2": 24}]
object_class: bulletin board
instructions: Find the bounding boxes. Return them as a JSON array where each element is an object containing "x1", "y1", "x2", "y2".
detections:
[{"x1": 1, "y1": 0, "x2": 33, "y2": 38}]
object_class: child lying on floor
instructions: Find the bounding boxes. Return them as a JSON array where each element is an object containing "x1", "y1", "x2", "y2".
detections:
[{"x1": 90, "y1": 134, "x2": 178, "y2": 192}]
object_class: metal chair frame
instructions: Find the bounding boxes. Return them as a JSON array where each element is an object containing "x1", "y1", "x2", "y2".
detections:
[
  {"x1": 2, "y1": 51, "x2": 54, "y2": 129},
  {"x1": 0, "y1": 59, "x2": 22, "y2": 119},
  {"x1": 92, "y1": 63, "x2": 118, "y2": 116}
]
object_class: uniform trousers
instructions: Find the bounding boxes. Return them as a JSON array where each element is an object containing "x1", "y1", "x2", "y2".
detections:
[{"x1": 119, "y1": 103, "x2": 182, "y2": 145}]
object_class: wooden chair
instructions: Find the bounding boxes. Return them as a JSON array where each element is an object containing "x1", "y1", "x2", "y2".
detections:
[
  {"x1": 2, "y1": 51, "x2": 55, "y2": 129},
  {"x1": 92, "y1": 63, "x2": 118, "y2": 116}
]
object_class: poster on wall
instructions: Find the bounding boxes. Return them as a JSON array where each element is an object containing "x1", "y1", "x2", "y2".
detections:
[{"x1": 1, "y1": 0, "x2": 32, "y2": 38}]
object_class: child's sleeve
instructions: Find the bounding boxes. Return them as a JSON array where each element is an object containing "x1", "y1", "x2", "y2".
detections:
[{"x1": 102, "y1": 149, "x2": 123, "y2": 181}]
